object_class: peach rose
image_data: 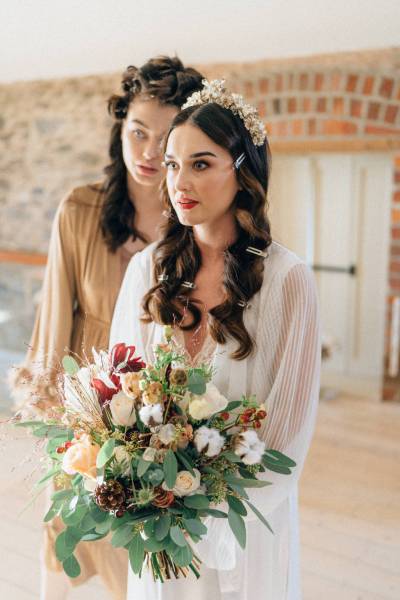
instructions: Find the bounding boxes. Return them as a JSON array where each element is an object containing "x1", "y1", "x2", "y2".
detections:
[
  {"x1": 62, "y1": 434, "x2": 100, "y2": 480},
  {"x1": 143, "y1": 381, "x2": 163, "y2": 405}
]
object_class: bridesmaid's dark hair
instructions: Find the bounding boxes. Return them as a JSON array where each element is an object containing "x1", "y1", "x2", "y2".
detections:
[
  {"x1": 142, "y1": 102, "x2": 272, "y2": 360},
  {"x1": 100, "y1": 56, "x2": 204, "y2": 251}
]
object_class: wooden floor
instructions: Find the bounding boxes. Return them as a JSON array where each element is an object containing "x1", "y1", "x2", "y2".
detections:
[{"x1": 0, "y1": 392, "x2": 399, "y2": 599}]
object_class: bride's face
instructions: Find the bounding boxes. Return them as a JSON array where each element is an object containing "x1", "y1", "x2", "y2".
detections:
[{"x1": 164, "y1": 122, "x2": 240, "y2": 228}]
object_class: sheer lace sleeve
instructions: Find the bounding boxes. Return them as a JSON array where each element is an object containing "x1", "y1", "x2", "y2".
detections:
[{"x1": 248, "y1": 262, "x2": 321, "y2": 518}]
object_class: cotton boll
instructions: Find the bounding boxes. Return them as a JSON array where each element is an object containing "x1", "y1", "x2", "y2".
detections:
[
  {"x1": 139, "y1": 403, "x2": 164, "y2": 427},
  {"x1": 194, "y1": 426, "x2": 225, "y2": 457}
]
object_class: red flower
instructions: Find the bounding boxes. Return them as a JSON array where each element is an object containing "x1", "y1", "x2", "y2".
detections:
[
  {"x1": 110, "y1": 343, "x2": 146, "y2": 373},
  {"x1": 91, "y1": 373, "x2": 121, "y2": 405}
]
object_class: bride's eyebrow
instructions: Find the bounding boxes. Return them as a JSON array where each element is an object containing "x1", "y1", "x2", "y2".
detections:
[
  {"x1": 129, "y1": 118, "x2": 149, "y2": 128},
  {"x1": 164, "y1": 151, "x2": 217, "y2": 159}
]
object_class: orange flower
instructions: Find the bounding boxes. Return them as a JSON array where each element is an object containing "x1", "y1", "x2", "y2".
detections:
[{"x1": 62, "y1": 433, "x2": 100, "y2": 480}]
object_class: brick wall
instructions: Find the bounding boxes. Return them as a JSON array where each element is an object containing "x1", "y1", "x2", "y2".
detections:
[{"x1": 0, "y1": 48, "x2": 399, "y2": 398}]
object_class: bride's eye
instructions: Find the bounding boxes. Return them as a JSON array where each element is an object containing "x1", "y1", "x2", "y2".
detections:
[
  {"x1": 193, "y1": 160, "x2": 208, "y2": 171},
  {"x1": 163, "y1": 160, "x2": 178, "y2": 170}
]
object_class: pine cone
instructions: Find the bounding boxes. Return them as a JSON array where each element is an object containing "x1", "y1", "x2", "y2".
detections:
[
  {"x1": 152, "y1": 487, "x2": 175, "y2": 508},
  {"x1": 94, "y1": 479, "x2": 126, "y2": 512}
]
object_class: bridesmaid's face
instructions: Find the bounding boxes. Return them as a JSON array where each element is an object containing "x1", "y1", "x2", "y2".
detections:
[
  {"x1": 164, "y1": 122, "x2": 240, "y2": 228},
  {"x1": 121, "y1": 97, "x2": 178, "y2": 188}
]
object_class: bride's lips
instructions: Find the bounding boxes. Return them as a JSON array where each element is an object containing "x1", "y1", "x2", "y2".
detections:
[
  {"x1": 136, "y1": 163, "x2": 159, "y2": 177},
  {"x1": 177, "y1": 196, "x2": 199, "y2": 210}
]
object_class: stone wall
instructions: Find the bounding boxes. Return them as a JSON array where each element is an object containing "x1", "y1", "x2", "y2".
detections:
[{"x1": 1, "y1": 48, "x2": 400, "y2": 399}]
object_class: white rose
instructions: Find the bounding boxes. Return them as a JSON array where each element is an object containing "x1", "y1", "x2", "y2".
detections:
[
  {"x1": 163, "y1": 468, "x2": 201, "y2": 497},
  {"x1": 234, "y1": 429, "x2": 265, "y2": 465},
  {"x1": 139, "y1": 403, "x2": 163, "y2": 427},
  {"x1": 110, "y1": 391, "x2": 136, "y2": 427},
  {"x1": 189, "y1": 383, "x2": 228, "y2": 420},
  {"x1": 194, "y1": 426, "x2": 225, "y2": 457}
]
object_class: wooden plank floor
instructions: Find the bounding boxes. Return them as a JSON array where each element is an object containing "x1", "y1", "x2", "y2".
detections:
[{"x1": 0, "y1": 392, "x2": 399, "y2": 599}]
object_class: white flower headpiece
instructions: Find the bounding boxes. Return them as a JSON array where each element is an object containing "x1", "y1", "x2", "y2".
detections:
[{"x1": 182, "y1": 79, "x2": 266, "y2": 147}]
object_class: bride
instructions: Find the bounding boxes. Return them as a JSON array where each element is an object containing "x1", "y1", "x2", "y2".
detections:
[{"x1": 110, "y1": 80, "x2": 321, "y2": 599}]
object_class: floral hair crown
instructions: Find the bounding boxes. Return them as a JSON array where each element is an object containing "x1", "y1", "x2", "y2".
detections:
[{"x1": 182, "y1": 79, "x2": 266, "y2": 146}]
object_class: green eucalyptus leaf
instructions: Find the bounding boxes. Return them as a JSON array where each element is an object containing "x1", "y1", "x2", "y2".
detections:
[
  {"x1": 96, "y1": 439, "x2": 116, "y2": 469},
  {"x1": 227, "y1": 509, "x2": 246, "y2": 549},
  {"x1": 182, "y1": 518, "x2": 207, "y2": 536},
  {"x1": 55, "y1": 531, "x2": 74, "y2": 562},
  {"x1": 175, "y1": 449, "x2": 195, "y2": 475},
  {"x1": 188, "y1": 371, "x2": 206, "y2": 395},
  {"x1": 62, "y1": 355, "x2": 79, "y2": 375},
  {"x1": 129, "y1": 534, "x2": 145, "y2": 575},
  {"x1": 163, "y1": 450, "x2": 178, "y2": 489},
  {"x1": 137, "y1": 457, "x2": 152, "y2": 478},
  {"x1": 183, "y1": 494, "x2": 210, "y2": 510},
  {"x1": 111, "y1": 524, "x2": 135, "y2": 548},
  {"x1": 170, "y1": 525, "x2": 187, "y2": 547},
  {"x1": 220, "y1": 450, "x2": 242, "y2": 463},
  {"x1": 144, "y1": 536, "x2": 168, "y2": 552},
  {"x1": 62, "y1": 554, "x2": 81, "y2": 578},
  {"x1": 244, "y1": 500, "x2": 274, "y2": 534},
  {"x1": 224, "y1": 474, "x2": 271, "y2": 488},
  {"x1": 155, "y1": 514, "x2": 171, "y2": 541},
  {"x1": 227, "y1": 495, "x2": 247, "y2": 516},
  {"x1": 224, "y1": 400, "x2": 242, "y2": 411},
  {"x1": 172, "y1": 543, "x2": 193, "y2": 567},
  {"x1": 263, "y1": 450, "x2": 296, "y2": 468}
]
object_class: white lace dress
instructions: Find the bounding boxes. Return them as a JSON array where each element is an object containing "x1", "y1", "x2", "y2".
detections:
[{"x1": 110, "y1": 240, "x2": 321, "y2": 600}]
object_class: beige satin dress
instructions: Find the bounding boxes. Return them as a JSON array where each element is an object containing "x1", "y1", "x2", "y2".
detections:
[{"x1": 11, "y1": 183, "x2": 145, "y2": 599}]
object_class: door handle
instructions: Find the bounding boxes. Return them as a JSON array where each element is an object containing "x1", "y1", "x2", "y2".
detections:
[{"x1": 312, "y1": 264, "x2": 357, "y2": 276}]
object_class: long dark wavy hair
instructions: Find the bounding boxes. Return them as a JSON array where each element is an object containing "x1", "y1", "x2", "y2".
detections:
[
  {"x1": 142, "y1": 102, "x2": 272, "y2": 360},
  {"x1": 101, "y1": 56, "x2": 204, "y2": 251}
]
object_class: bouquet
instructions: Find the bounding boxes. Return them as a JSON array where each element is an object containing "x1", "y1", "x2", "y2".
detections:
[{"x1": 15, "y1": 326, "x2": 296, "y2": 582}]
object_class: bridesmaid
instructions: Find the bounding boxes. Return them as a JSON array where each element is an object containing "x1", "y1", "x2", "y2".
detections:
[{"x1": 10, "y1": 56, "x2": 203, "y2": 600}]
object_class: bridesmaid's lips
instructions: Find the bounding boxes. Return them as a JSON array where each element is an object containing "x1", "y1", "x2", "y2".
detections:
[
  {"x1": 177, "y1": 198, "x2": 199, "y2": 210},
  {"x1": 136, "y1": 164, "x2": 159, "y2": 177}
]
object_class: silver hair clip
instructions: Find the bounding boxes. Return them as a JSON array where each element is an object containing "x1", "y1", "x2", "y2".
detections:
[
  {"x1": 246, "y1": 246, "x2": 268, "y2": 258},
  {"x1": 233, "y1": 153, "x2": 246, "y2": 170},
  {"x1": 238, "y1": 300, "x2": 251, "y2": 309},
  {"x1": 182, "y1": 281, "x2": 196, "y2": 289},
  {"x1": 158, "y1": 273, "x2": 169, "y2": 282}
]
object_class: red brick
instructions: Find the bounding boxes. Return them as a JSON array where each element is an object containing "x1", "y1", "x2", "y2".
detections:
[
  {"x1": 350, "y1": 100, "x2": 362, "y2": 118},
  {"x1": 333, "y1": 97, "x2": 344, "y2": 115},
  {"x1": 314, "y1": 73, "x2": 324, "y2": 91},
  {"x1": 362, "y1": 76, "x2": 374, "y2": 95},
  {"x1": 299, "y1": 73, "x2": 308, "y2": 90},
  {"x1": 259, "y1": 78, "x2": 269, "y2": 94},
  {"x1": 367, "y1": 102, "x2": 381, "y2": 120},
  {"x1": 275, "y1": 74, "x2": 283, "y2": 93},
  {"x1": 379, "y1": 77, "x2": 394, "y2": 98},
  {"x1": 302, "y1": 97, "x2": 312, "y2": 112},
  {"x1": 308, "y1": 118, "x2": 317, "y2": 135},
  {"x1": 346, "y1": 74, "x2": 359, "y2": 92},
  {"x1": 385, "y1": 105, "x2": 399, "y2": 124},
  {"x1": 390, "y1": 278, "x2": 400, "y2": 290},
  {"x1": 288, "y1": 97, "x2": 296, "y2": 113},
  {"x1": 276, "y1": 121, "x2": 288, "y2": 136},
  {"x1": 331, "y1": 72, "x2": 341, "y2": 91},
  {"x1": 390, "y1": 261, "x2": 400, "y2": 273},
  {"x1": 322, "y1": 120, "x2": 357, "y2": 135},
  {"x1": 244, "y1": 81, "x2": 254, "y2": 98},
  {"x1": 392, "y1": 209, "x2": 400, "y2": 224},
  {"x1": 395, "y1": 157, "x2": 400, "y2": 169},
  {"x1": 288, "y1": 73, "x2": 294, "y2": 90},
  {"x1": 257, "y1": 101, "x2": 266, "y2": 118},
  {"x1": 316, "y1": 97, "x2": 327, "y2": 112},
  {"x1": 365, "y1": 125, "x2": 400, "y2": 135},
  {"x1": 394, "y1": 171, "x2": 400, "y2": 184},
  {"x1": 391, "y1": 244, "x2": 400, "y2": 258},
  {"x1": 392, "y1": 227, "x2": 400, "y2": 240},
  {"x1": 291, "y1": 120, "x2": 304, "y2": 136},
  {"x1": 393, "y1": 190, "x2": 400, "y2": 203},
  {"x1": 382, "y1": 385, "x2": 399, "y2": 402}
]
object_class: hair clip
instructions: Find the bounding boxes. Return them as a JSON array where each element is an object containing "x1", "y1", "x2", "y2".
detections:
[
  {"x1": 233, "y1": 153, "x2": 246, "y2": 170},
  {"x1": 238, "y1": 300, "x2": 251, "y2": 309},
  {"x1": 181, "y1": 281, "x2": 196, "y2": 289},
  {"x1": 158, "y1": 273, "x2": 169, "y2": 282},
  {"x1": 246, "y1": 246, "x2": 268, "y2": 258}
]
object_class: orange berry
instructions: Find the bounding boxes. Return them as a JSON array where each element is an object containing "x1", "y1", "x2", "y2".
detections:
[
  {"x1": 56, "y1": 447, "x2": 65, "y2": 454},
  {"x1": 220, "y1": 412, "x2": 230, "y2": 421}
]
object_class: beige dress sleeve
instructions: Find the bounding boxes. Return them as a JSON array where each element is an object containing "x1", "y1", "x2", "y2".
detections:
[{"x1": 9, "y1": 191, "x2": 78, "y2": 417}]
